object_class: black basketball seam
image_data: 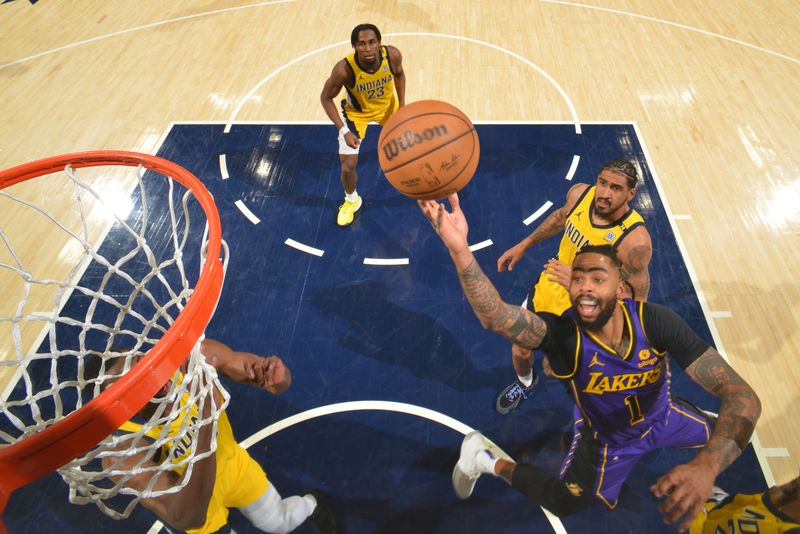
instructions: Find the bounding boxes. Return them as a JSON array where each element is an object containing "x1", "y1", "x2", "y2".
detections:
[{"x1": 381, "y1": 127, "x2": 476, "y2": 174}]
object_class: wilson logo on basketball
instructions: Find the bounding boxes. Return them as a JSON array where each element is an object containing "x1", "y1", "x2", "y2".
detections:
[{"x1": 381, "y1": 125, "x2": 449, "y2": 161}]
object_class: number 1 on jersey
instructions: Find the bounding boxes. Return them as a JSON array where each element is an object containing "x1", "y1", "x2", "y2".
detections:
[{"x1": 624, "y1": 394, "x2": 645, "y2": 425}]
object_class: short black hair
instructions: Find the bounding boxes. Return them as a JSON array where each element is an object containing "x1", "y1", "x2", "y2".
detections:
[
  {"x1": 602, "y1": 158, "x2": 639, "y2": 189},
  {"x1": 575, "y1": 244, "x2": 621, "y2": 269},
  {"x1": 351, "y1": 23, "x2": 382, "y2": 47}
]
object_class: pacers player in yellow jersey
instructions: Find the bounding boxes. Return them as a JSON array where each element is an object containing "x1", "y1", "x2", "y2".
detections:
[
  {"x1": 89, "y1": 339, "x2": 338, "y2": 534},
  {"x1": 494, "y1": 159, "x2": 653, "y2": 414},
  {"x1": 320, "y1": 23, "x2": 406, "y2": 226},
  {"x1": 688, "y1": 473, "x2": 800, "y2": 534}
]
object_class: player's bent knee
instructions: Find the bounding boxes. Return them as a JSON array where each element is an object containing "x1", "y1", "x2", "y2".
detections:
[{"x1": 510, "y1": 463, "x2": 592, "y2": 517}]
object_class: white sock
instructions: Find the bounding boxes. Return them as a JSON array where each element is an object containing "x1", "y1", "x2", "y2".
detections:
[
  {"x1": 518, "y1": 371, "x2": 534, "y2": 387},
  {"x1": 345, "y1": 190, "x2": 359, "y2": 202},
  {"x1": 476, "y1": 449, "x2": 500, "y2": 475}
]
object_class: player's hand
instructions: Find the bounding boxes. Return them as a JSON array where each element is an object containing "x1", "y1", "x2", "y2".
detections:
[
  {"x1": 245, "y1": 356, "x2": 291, "y2": 395},
  {"x1": 651, "y1": 458, "x2": 717, "y2": 532},
  {"x1": 344, "y1": 131, "x2": 360, "y2": 149},
  {"x1": 497, "y1": 243, "x2": 526, "y2": 272},
  {"x1": 544, "y1": 258, "x2": 571, "y2": 290},
  {"x1": 541, "y1": 355, "x2": 554, "y2": 377},
  {"x1": 418, "y1": 193, "x2": 469, "y2": 253}
]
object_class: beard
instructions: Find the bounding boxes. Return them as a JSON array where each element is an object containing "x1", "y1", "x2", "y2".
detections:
[{"x1": 573, "y1": 297, "x2": 616, "y2": 330}]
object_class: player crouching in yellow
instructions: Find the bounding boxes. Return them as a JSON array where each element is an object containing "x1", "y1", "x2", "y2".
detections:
[
  {"x1": 85, "y1": 339, "x2": 338, "y2": 534},
  {"x1": 690, "y1": 472, "x2": 800, "y2": 533}
]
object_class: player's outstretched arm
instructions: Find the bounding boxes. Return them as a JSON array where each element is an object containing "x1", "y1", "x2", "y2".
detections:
[
  {"x1": 201, "y1": 338, "x2": 292, "y2": 395},
  {"x1": 418, "y1": 194, "x2": 548, "y2": 349},
  {"x1": 497, "y1": 183, "x2": 587, "y2": 273},
  {"x1": 652, "y1": 347, "x2": 761, "y2": 532}
]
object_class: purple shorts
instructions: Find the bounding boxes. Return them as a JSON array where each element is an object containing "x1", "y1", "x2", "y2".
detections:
[{"x1": 559, "y1": 399, "x2": 711, "y2": 508}]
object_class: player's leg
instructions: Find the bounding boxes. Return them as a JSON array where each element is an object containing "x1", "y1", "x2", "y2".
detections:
[
  {"x1": 496, "y1": 285, "x2": 540, "y2": 414},
  {"x1": 336, "y1": 111, "x2": 365, "y2": 227},
  {"x1": 239, "y1": 484, "x2": 322, "y2": 534},
  {"x1": 228, "y1": 446, "x2": 337, "y2": 533},
  {"x1": 655, "y1": 398, "x2": 713, "y2": 449},
  {"x1": 452, "y1": 430, "x2": 592, "y2": 517},
  {"x1": 560, "y1": 418, "x2": 643, "y2": 511}
]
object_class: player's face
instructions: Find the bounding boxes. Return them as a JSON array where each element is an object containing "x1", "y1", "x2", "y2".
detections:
[
  {"x1": 569, "y1": 253, "x2": 623, "y2": 329},
  {"x1": 354, "y1": 30, "x2": 380, "y2": 65},
  {"x1": 594, "y1": 169, "x2": 635, "y2": 217}
]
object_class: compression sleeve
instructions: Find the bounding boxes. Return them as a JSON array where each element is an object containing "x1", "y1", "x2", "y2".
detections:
[{"x1": 537, "y1": 312, "x2": 580, "y2": 377}]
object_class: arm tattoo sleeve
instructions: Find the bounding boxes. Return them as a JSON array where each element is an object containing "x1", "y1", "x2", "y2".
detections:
[
  {"x1": 524, "y1": 207, "x2": 567, "y2": 246},
  {"x1": 685, "y1": 348, "x2": 762, "y2": 472},
  {"x1": 619, "y1": 244, "x2": 651, "y2": 300},
  {"x1": 458, "y1": 259, "x2": 548, "y2": 349}
]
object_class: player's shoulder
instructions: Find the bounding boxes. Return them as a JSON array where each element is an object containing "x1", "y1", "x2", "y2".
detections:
[
  {"x1": 563, "y1": 182, "x2": 591, "y2": 210},
  {"x1": 385, "y1": 45, "x2": 403, "y2": 66}
]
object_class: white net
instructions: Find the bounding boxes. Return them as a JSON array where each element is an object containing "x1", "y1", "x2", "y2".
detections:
[{"x1": 0, "y1": 158, "x2": 229, "y2": 518}]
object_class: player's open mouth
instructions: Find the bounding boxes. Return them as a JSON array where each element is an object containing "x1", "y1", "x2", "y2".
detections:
[{"x1": 576, "y1": 296, "x2": 599, "y2": 317}]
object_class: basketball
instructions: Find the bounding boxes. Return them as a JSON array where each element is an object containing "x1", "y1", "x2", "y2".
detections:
[{"x1": 378, "y1": 100, "x2": 480, "y2": 200}]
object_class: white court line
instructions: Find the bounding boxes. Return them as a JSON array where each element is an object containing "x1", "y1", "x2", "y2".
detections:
[
  {"x1": 363, "y1": 258, "x2": 410, "y2": 266},
  {"x1": 524, "y1": 201, "x2": 554, "y2": 226},
  {"x1": 469, "y1": 239, "x2": 493, "y2": 252},
  {"x1": 219, "y1": 154, "x2": 229, "y2": 180},
  {"x1": 633, "y1": 121, "x2": 777, "y2": 488},
  {"x1": 709, "y1": 311, "x2": 733, "y2": 318},
  {"x1": 285, "y1": 238, "x2": 323, "y2": 257},
  {"x1": 226, "y1": 33, "x2": 582, "y2": 133},
  {"x1": 564, "y1": 154, "x2": 580, "y2": 181},
  {"x1": 672, "y1": 214, "x2": 692, "y2": 221},
  {"x1": 540, "y1": 0, "x2": 800, "y2": 66},
  {"x1": 234, "y1": 200, "x2": 260, "y2": 224},
  {"x1": 0, "y1": 0, "x2": 295, "y2": 70},
  {"x1": 762, "y1": 448, "x2": 790, "y2": 458}
]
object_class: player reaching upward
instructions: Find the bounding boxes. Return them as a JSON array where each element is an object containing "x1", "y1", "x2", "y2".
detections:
[
  {"x1": 494, "y1": 158, "x2": 653, "y2": 414},
  {"x1": 320, "y1": 23, "x2": 406, "y2": 227},
  {"x1": 419, "y1": 194, "x2": 760, "y2": 531}
]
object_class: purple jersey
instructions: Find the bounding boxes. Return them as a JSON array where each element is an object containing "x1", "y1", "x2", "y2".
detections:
[{"x1": 564, "y1": 298, "x2": 670, "y2": 446}]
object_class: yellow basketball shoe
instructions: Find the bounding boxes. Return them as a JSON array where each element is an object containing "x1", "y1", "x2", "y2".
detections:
[{"x1": 336, "y1": 195, "x2": 362, "y2": 227}]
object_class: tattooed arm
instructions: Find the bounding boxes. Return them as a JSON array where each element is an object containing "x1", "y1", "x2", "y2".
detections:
[
  {"x1": 418, "y1": 194, "x2": 549, "y2": 349},
  {"x1": 616, "y1": 226, "x2": 652, "y2": 301},
  {"x1": 497, "y1": 183, "x2": 588, "y2": 272},
  {"x1": 652, "y1": 347, "x2": 761, "y2": 532}
]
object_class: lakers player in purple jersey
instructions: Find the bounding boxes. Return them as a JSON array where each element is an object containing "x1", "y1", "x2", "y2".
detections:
[
  {"x1": 418, "y1": 194, "x2": 761, "y2": 532},
  {"x1": 321, "y1": 24, "x2": 406, "y2": 227}
]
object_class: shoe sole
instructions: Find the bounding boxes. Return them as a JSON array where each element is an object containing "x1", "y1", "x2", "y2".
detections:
[
  {"x1": 452, "y1": 431, "x2": 513, "y2": 499},
  {"x1": 495, "y1": 375, "x2": 539, "y2": 415},
  {"x1": 336, "y1": 199, "x2": 363, "y2": 227}
]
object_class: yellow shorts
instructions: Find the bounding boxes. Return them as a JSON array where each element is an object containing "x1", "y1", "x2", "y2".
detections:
[
  {"x1": 340, "y1": 97, "x2": 399, "y2": 139},
  {"x1": 188, "y1": 443, "x2": 270, "y2": 534},
  {"x1": 529, "y1": 271, "x2": 571, "y2": 315}
]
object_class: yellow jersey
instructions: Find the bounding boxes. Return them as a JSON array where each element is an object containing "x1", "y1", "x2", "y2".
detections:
[
  {"x1": 532, "y1": 185, "x2": 646, "y2": 314},
  {"x1": 341, "y1": 45, "x2": 398, "y2": 125},
  {"x1": 120, "y1": 383, "x2": 269, "y2": 533},
  {"x1": 690, "y1": 492, "x2": 800, "y2": 534}
]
